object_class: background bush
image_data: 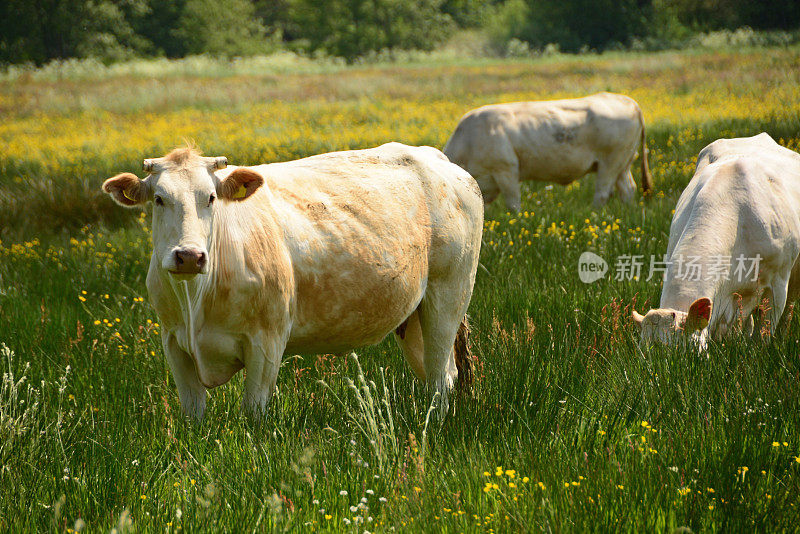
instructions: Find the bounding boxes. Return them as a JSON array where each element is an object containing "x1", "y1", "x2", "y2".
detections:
[
  {"x1": 287, "y1": 0, "x2": 456, "y2": 61},
  {"x1": 174, "y1": 0, "x2": 272, "y2": 57},
  {"x1": 1, "y1": 0, "x2": 799, "y2": 65}
]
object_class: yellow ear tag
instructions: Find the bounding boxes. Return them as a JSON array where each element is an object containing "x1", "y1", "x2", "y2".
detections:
[
  {"x1": 232, "y1": 184, "x2": 247, "y2": 199},
  {"x1": 123, "y1": 189, "x2": 135, "y2": 202},
  {"x1": 698, "y1": 317, "x2": 709, "y2": 329}
]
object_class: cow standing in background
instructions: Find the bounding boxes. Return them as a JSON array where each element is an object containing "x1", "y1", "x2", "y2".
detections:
[
  {"x1": 633, "y1": 133, "x2": 800, "y2": 347},
  {"x1": 102, "y1": 143, "x2": 483, "y2": 420},
  {"x1": 444, "y1": 92, "x2": 653, "y2": 211}
]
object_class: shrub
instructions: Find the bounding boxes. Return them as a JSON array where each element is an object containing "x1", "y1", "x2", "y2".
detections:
[
  {"x1": 288, "y1": 0, "x2": 456, "y2": 62},
  {"x1": 174, "y1": 0, "x2": 273, "y2": 57}
]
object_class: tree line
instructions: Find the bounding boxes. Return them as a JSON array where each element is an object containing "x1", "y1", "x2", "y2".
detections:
[{"x1": 1, "y1": 0, "x2": 798, "y2": 66}]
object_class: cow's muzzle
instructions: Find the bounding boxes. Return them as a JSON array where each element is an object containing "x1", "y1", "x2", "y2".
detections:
[{"x1": 169, "y1": 247, "x2": 207, "y2": 275}]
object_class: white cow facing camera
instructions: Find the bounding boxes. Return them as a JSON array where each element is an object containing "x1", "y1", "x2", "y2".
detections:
[{"x1": 103, "y1": 143, "x2": 483, "y2": 420}]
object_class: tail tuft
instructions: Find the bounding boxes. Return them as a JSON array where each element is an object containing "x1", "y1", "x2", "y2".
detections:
[{"x1": 454, "y1": 316, "x2": 474, "y2": 391}]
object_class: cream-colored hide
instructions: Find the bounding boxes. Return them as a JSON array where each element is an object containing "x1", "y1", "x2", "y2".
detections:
[
  {"x1": 443, "y1": 92, "x2": 653, "y2": 210},
  {"x1": 633, "y1": 133, "x2": 800, "y2": 348},
  {"x1": 103, "y1": 143, "x2": 483, "y2": 419}
]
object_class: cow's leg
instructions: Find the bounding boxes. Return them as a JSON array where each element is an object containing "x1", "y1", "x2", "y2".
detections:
[
  {"x1": 768, "y1": 278, "x2": 790, "y2": 336},
  {"x1": 481, "y1": 183, "x2": 501, "y2": 206},
  {"x1": 242, "y1": 333, "x2": 286, "y2": 418},
  {"x1": 394, "y1": 309, "x2": 426, "y2": 381},
  {"x1": 713, "y1": 296, "x2": 747, "y2": 339},
  {"x1": 417, "y1": 277, "x2": 473, "y2": 415},
  {"x1": 593, "y1": 161, "x2": 617, "y2": 206},
  {"x1": 493, "y1": 163, "x2": 521, "y2": 212},
  {"x1": 164, "y1": 333, "x2": 206, "y2": 420},
  {"x1": 777, "y1": 261, "x2": 800, "y2": 333},
  {"x1": 745, "y1": 314, "x2": 755, "y2": 336},
  {"x1": 612, "y1": 147, "x2": 638, "y2": 203},
  {"x1": 469, "y1": 170, "x2": 501, "y2": 206},
  {"x1": 481, "y1": 141, "x2": 520, "y2": 212},
  {"x1": 728, "y1": 292, "x2": 760, "y2": 338},
  {"x1": 614, "y1": 169, "x2": 637, "y2": 202}
]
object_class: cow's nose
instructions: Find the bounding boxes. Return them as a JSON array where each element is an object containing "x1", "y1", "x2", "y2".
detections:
[{"x1": 173, "y1": 248, "x2": 207, "y2": 273}]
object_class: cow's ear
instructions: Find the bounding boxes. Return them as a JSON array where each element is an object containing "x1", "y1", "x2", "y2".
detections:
[
  {"x1": 632, "y1": 310, "x2": 645, "y2": 330},
  {"x1": 217, "y1": 168, "x2": 264, "y2": 202},
  {"x1": 102, "y1": 173, "x2": 150, "y2": 207},
  {"x1": 685, "y1": 297, "x2": 712, "y2": 332}
]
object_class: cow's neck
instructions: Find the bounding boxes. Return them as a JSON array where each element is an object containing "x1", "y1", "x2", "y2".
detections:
[{"x1": 659, "y1": 243, "x2": 727, "y2": 312}]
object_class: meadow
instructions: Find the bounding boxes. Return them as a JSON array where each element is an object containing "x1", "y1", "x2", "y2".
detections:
[{"x1": 2, "y1": 47, "x2": 800, "y2": 532}]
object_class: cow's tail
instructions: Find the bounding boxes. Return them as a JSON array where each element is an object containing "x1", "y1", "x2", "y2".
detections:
[
  {"x1": 454, "y1": 315, "x2": 474, "y2": 391},
  {"x1": 638, "y1": 108, "x2": 654, "y2": 195}
]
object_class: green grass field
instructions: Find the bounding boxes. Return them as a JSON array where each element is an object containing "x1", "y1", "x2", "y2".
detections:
[{"x1": 2, "y1": 47, "x2": 800, "y2": 532}]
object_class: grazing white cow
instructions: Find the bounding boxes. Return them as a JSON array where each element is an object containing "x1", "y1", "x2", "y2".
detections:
[
  {"x1": 633, "y1": 133, "x2": 800, "y2": 347},
  {"x1": 102, "y1": 143, "x2": 483, "y2": 419},
  {"x1": 443, "y1": 92, "x2": 653, "y2": 211}
]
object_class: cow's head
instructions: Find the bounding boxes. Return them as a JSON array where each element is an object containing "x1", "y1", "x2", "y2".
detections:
[
  {"x1": 102, "y1": 147, "x2": 263, "y2": 278},
  {"x1": 632, "y1": 297, "x2": 712, "y2": 347}
]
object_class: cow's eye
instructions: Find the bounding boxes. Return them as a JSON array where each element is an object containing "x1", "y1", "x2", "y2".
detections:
[
  {"x1": 208, "y1": 193, "x2": 216, "y2": 206},
  {"x1": 154, "y1": 195, "x2": 164, "y2": 206}
]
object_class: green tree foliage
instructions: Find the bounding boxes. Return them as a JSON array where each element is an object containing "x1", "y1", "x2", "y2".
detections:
[
  {"x1": 485, "y1": 0, "x2": 530, "y2": 51},
  {"x1": 174, "y1": 0, "x2": 270, "y2": 56},
  {"x1": 489, "y1": 0, "x2": 654, "y2": 52},
  {"x1": 288, "y1": 0, "x2": 455, "y2": 61},
  {"x1": 489, "y1": 0, "x2": 800, "y2": 52},
  {"x1": 130, "y1": 0, "x2": 188, "y2": 58},
  {"x1": 1, "y1": 0, "x2": 799, "y2": 66},
  {"x1": 253, "y1": 0, "x2": 293, "y2": 39},
  {"x1": 665, "y1": 0, "x2": 800, "y2": 32},
  {"x1": 0, "y1": 0, "x2": 150, "y2": 65},
  {"x1": 441, "y1": 0, "x2": 496, "y2": 28}
]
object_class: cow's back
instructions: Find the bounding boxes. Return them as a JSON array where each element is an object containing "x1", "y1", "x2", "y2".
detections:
[
  {"x1": 677, "y1": 134, "x2": 800, "y2": 255},
  {"x1": 695, "y1": 132, "x2": 800, "y2": 174}
]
